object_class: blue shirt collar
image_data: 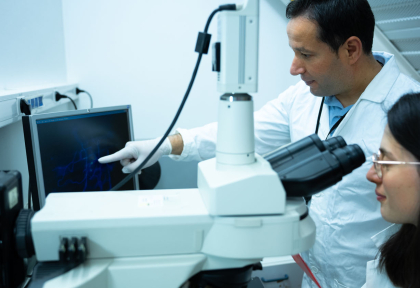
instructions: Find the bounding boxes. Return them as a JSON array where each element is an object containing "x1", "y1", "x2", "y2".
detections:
[
  {"x1": 324, "y1": 95, "x2": 343, "y2": 108},
  {"x1": 324, "y1": 96, "x2": 353, "y2": 130}
]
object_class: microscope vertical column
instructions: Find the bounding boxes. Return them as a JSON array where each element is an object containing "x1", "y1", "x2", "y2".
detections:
[{"x1": 216, "y1": 93, "x2": 255, "y2": 166}]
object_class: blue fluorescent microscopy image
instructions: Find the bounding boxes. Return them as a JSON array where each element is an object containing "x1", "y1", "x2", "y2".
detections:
[{"x1": 37, "y1": 111, "x2": 134, "y2": 194}]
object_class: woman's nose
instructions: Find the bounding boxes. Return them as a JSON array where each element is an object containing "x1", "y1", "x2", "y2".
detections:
[{"x1": 366, "y1": 164, "x2": 381, "y2": 184}]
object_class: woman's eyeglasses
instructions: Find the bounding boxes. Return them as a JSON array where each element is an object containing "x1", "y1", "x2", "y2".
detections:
[{"x1": 371, "y1": 150, "x2": 420, "y2": 178}]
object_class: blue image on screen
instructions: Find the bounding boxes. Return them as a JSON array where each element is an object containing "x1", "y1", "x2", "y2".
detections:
[
  {"x1": 52, "y1": 133, "x2": 114, "y2": 191},
  {"x1": 37, "y1": 110, "x2": 134, "y2": 194}
]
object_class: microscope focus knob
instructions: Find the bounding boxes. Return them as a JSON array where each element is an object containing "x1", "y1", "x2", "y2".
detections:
[{"x1": 15, "y1": 209, "x2": 35, "y2": 259}]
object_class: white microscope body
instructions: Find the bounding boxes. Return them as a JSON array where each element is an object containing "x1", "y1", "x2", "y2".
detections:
[{"x1": 29, "y1": 0, "x2": 318, "y2": 287}]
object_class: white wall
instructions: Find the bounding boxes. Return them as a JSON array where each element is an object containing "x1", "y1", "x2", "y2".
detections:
[
  {"x1": 0, "y1": 0, "x2": 67, "y2": 90},
  {"x1": 0, "y1": 0, "x2": 70, "y2": 204},
  {"x1": 62, "y1": 0, "x2": 299, "y2": 140}
]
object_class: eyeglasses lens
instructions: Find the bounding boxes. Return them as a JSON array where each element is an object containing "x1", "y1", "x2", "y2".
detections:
[{"x1": 372, "y1": 152, "x2": 382, "y2": 178}]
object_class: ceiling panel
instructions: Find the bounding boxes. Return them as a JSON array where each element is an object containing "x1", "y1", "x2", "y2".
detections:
[{"x1": 369, "y1": 0, "x2": 420, "y2": 77}]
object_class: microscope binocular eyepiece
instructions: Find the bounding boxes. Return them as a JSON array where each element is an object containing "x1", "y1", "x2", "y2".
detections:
[
  {"x1": 323, "y1": 136, "x2": 347, "y2": 152},
  {"x1": 331, "y1": 144, "x2": 366, "y2": 175},
  {"x1": 264, "y1": 134, "x2": 366, "y2": 197}
]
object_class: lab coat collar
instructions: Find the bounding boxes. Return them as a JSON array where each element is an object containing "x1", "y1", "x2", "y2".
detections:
[
  {"x1": 328, "y1": 52, "x2": 397, "y2": 138},
  {"x1": 370, "y1": 224, "x2": 401, "y2": 249},
  {"x1": 359, "y1": 52, "x2": 399, "y2": 104}
]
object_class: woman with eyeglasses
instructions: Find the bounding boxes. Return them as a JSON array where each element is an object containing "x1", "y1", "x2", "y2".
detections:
[{"x1": 364, "y1": 92, "x2": 420, "y2": 288}]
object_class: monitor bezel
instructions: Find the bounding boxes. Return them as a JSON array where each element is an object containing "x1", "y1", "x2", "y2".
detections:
[{"x1": 24, "y1": 105, "x2": 139, "y2": 209}]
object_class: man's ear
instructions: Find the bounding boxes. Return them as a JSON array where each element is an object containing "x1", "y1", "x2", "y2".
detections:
[{"x1": 343, "y1": 36, "x2": 363, "y2": 65}]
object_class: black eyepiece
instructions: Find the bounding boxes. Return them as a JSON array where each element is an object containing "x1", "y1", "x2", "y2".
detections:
[
  {"x1": 265, "y1": 135, "x2": 366, "y2": 197},
  {"x1": 331, "y1": 144, "x2": 365, "y2": 175},
  {"x1": 323, "y1": 136, "x2": 346, "y2": 152}
]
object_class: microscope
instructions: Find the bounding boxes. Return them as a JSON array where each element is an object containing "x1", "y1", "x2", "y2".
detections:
[{"x1": 1, "y1": 1, "x2": 365, "y2": 287}]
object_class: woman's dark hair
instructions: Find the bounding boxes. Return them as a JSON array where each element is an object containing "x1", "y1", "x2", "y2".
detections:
[
  {"x1": 379, "y1": 92, "x2": 420, "y2": 287},
  {"x1": 286, "y1": 0, "x2": 375, "y2": 55}
]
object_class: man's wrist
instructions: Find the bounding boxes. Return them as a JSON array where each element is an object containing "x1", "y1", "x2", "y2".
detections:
[{"x1": 168, "y1": 133, "x2": 184, "y2": 155}]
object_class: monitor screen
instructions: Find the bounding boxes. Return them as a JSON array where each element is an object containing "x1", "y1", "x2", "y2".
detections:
[{"x1": 23, "y1": 106, "x2": 138, "y2": 210}]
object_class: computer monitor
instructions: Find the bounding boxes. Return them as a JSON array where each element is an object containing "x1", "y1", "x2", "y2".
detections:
[{"x1": 22, "y1": 105, "x2": 139, "y2": 210}]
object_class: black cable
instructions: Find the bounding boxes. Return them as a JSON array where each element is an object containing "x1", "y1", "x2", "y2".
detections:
[
  {"x1": 110, "y1": 5, "x2": 235, "y2": 191},
  {"x1": 65, "y1": 96, "x2": 77, "y2": 110},
  {"x1": 55, "y1": 92, "x2": 77, "y2": 110},
  {"x1": 28, "y1": 178, "x2": 31, "y2": 210},
  {"x1": 76, "y1": 88, "x2": 93, "y2": 109}
]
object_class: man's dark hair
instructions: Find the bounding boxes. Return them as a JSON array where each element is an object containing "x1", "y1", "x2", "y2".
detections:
[
  {"x1": 378, "y1": 92, "x2": 420, "y2": 288},
  {"x1": 286, "y1": 0, "x2": 375, "y2": 55}
]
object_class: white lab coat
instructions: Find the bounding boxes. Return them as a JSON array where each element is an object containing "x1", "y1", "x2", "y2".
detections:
[
  {"x1": 171, "y1": 52, "x2": 420, "y2": 288},
  {"x1": 361, "y1": 224, "x2": 401, "y2": 288}
]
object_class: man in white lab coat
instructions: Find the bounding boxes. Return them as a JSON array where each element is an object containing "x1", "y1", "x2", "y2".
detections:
[{"x1": 99, "y1": 0, "x2": 420, "y2": 287}]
